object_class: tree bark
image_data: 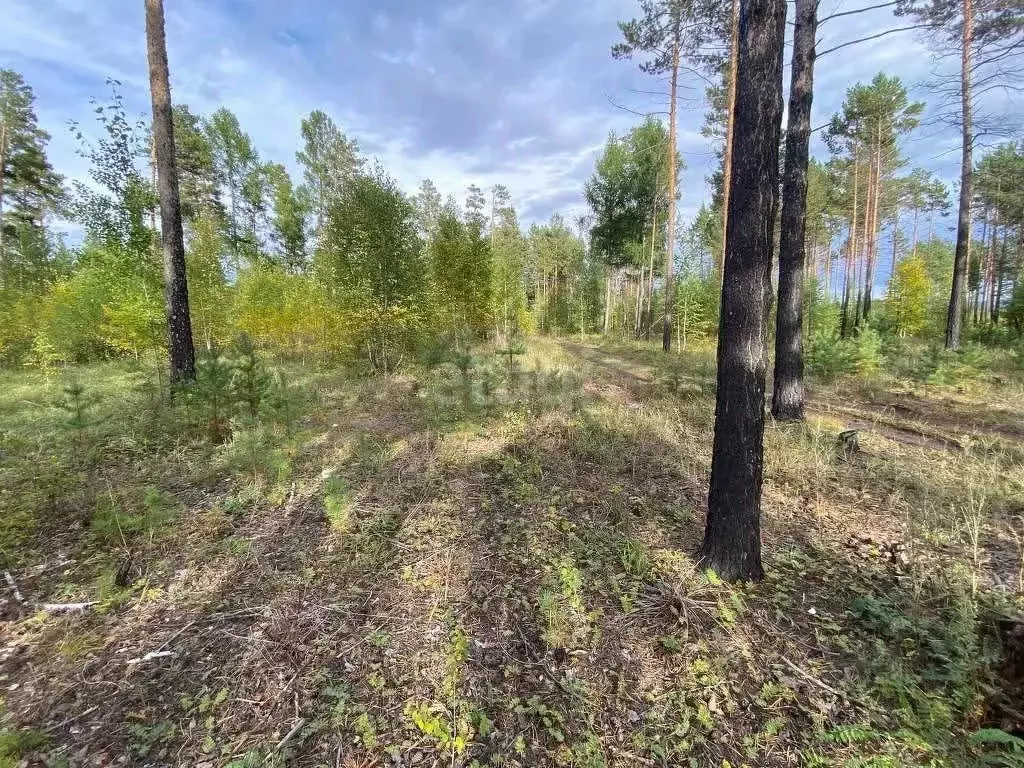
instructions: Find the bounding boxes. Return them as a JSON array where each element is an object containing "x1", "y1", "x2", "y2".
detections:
[
  {"x1": 718, "y1": 0, "x2": 741, "y2": 284},
  {"x1": 994, "y1": 225, "x2": 1007, "y2": 322},
  {"x1": 700, "y1": 0, "x2": 786, "y2": 582},
  {"x1": 646, "y1": 166, "x2": 659, "y2": 339},
  {"x1": 945, "y1": 0, "x2": 973, "y2": 349},
  {"x1": 0, "y1": 122, "x2": 6, "y2": 287},
  {"x1": 841, "y1": 154, "x2": 859, "y2": 338},
  {"x1": 862, "y1": 126, "x2": 883, "y2": 322},
  {"x1": 662, "y1": 37, "x2": 680, "y2": 352},
  {"x1": 985, "y1": 213, "x2": 997, "y2": 322},
  {"x1": 771, "y1": 0, "x2": 817, "y2": 422},
  {"x1": 146, "y1": 0, "x2": 196, "y2": 383}
]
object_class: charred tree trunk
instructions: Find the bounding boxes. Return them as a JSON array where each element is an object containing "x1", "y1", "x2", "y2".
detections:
[
  {"x1": 145, "y1": 0, "x2": 195, "y2": 383},
  {"x1": 719, "y1": 0, "x2": 741, "y2": 284},
  {"x1": 771, "y1": 0, "x2": 817, "y2": 422},
  {"x1": 700, "y1": 0, "x2": 786, "y2": 582},
  {"x1": 945, "y1": 0, "x2": 973, "y2": 349}
]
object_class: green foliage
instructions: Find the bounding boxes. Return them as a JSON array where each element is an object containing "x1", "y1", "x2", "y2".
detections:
[
  {"x1": 806, "y1": 329, "x2": 883, "y2": 379},
  {"x1": 189, "y1": 351, "x2": 233, "y2": 442},
  {"x1": 323, "y1": 475, "x2": 354, "y2": 532},
  {"x1": 317, "y1": 164, "x2": 427, "y2": 372},
  {"x1": 807, "y1": 332, "x2": 856, "y2": 378},
  {"x1": 0, "y1": 728, "x2": 48, "y2": 768},
  {"x1": 968, "y1": 729, "x2": 1024, "y2": 767},
  {"x1": 90, "y1": 486, "x2": 178, "y2": 544},
  {"x1": 885, "y1": 254, "x2": 932, "y2": 337},
  {"x1": 230, "y1": 333, "x2": 271, "y2": 418},
  {"x1": 429, "y1": 206, "x2": 492, "y2": 338}
]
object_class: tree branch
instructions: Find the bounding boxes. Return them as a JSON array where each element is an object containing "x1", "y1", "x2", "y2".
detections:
[{"x1": 817, "y1": 23, "x2": 939, "y2": 57}]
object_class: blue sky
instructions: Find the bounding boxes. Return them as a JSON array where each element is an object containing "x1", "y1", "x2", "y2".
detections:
[{"x1": 2, "y1": 0, "x2": 1019, "y2": 269}]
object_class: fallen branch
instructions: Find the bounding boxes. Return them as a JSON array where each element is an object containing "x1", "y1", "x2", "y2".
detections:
[
  {"x1": 275, "y1": 717, "x2": 306, "y2": 752},
  {"x1": 126, "y1": 650, "x2": 176, "y2": 665},
  {"x1": 41, "y1": 602, "x2": 98, "y2": 615},
  {"x1": 4, "y1": 571, "x2": 25, "y2": 605},
  {"x1": 779, "y1": 654, "x2": 845, "y2": 698},
  {"x1": 44, "y1": 705, "x2": 99, "y2": 733}
]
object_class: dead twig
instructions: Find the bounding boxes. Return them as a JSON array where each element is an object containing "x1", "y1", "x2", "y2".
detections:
[
  {"x1": 4, "y1": 570, "x2": 25, "y2": 605},
  {"x1": 43, "y1": 705, "x2": 99, "y2": 733},
  {"x1": 275, "y1": 717, "x2": 306, "y2": 752},
  {"x1": 41, "y1": 601, "x2": 98, "y2": 615},
  {"x1": 779, "y1": 654, "x2": 845, "y2": 699}
]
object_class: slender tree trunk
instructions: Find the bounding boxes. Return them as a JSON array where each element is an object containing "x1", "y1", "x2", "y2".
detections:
[
  {"x1": 700, "y1": 0, "x2": 786, "y2": 582},
  {"x1": 842, "y1": 154, "x2": 858, "y2": 337},
  {"x1": 146, "y1": 0, "x2": 196, "y2": 383},
  {"x1": 945, "y1": 0, "x2": 973, "y2": 349},
  {"x1": 890, "y1": 212, "x2": 900, "y2": 289},
  {"x1": 986, "y1": 214, "x2": 998, "y2": 322},
  {"x1": 824, "y1": 245, "x2": 833, "y2": 300},
  {"x1": 855, "y1": 150, "x2": 873, "y2": 327},
  {"x1": 0, "y1": 125, "x2": 7, "y2": 287},
  {"x1": 862, "y1": 127, "x2": 882, "y2": 322},
  {"x1": 911, "y1": 206, "x2": 919, "y2": 257},
  {"x1": 994, "y1": 225, "x2": 1007, "y2": 322},
  {"x1": 663, "y1": 37, "x2": 680, "y2": 352},
  {"x1": 646, "y1": 166, "x2": 660, "y2": 339},
  {"x1": 718, "y1": 0, "x2": 741, "y2": 284},
  {"x1": 603, "y1": 268, "x2": 611, "y2": 336},
  {"x1": 771, "y1": 0, "x2": 817, "y2": 422}
]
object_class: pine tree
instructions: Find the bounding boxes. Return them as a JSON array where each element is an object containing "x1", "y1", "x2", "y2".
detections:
[
  {"x1": 700, "y1": 0, "x2": 787, "y2": 582},
  {"x1": 145, "y1": 0, "x2": 195, "y2": 382},
  {"x1": 0, "y1": 69, "x2": 63, "y2": 289},
  {"x1": 771, "y1": 0, "x2": 818, "y2": 422}
]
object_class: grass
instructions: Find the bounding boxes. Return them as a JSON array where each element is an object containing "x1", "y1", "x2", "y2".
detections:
[{"x1": 0, "y1": 339, "x2": 1022, "y2": 766}]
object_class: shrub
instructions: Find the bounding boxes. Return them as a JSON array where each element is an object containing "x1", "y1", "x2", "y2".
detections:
[{"x1": 806, "y1": 332, "x2": 855, "y2": 378}]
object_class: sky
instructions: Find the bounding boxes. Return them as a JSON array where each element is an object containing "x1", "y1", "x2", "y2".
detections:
[{"x1": 2, "y1": 0, "x2": 1021, "y2": 281}]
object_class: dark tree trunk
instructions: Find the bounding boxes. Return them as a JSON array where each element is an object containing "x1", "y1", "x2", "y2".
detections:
[
  {"x1": 946, "y1": 0, "x2": 973, "y2": 349},
  {"x1": 146, "y1": 0, "x2": 195, "y2": 382},
  {"x1": 700, "y1": 0, "x2": 786, "y2": 582},
  {"x1": 771, "y1": 0, "x2": 817, "y2": 422},
  {"x1": 718, "y1": 0, "x2": 741, "y2": 285}
]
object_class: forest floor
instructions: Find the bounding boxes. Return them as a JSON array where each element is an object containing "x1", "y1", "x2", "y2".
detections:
[{"x1": 1, "y1": 338, "x2": 1024, "y2": 768}]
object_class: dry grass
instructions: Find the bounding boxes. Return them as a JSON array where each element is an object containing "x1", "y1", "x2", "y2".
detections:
[{"x1": 0, "y1": 339, "x2": 1022, "y2": 767}]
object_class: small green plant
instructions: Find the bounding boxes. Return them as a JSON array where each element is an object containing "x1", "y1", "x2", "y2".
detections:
[
  {"x1": 126, "y1": 719, "x2": 175, "y2": 758},
  {"x1": 620, "y1": 536, "x2": 653, "y2": 580},
  {"x1": 496, "y1": 337, "x2": 526, "y2": 392},
  {"x1": 324, "y1": 475, "x2": 355, "y2": 532},
  {"x1": 57, "y1": 379, "x2": 92, "y2": 431},
  {"x1": 452, "y1": 352, "x2": 475, "y2": 409},
  {"x1": 190, "y1": 351, "x2": 234, "y2": 442},
  {"x1": 90, "y1": 486, "x2": 178, "y2": 544},
  {"x1": 231, "y1": 333, "x2": 271, "y2": 419},
  {"x1": 265, "y1": 369, "x2": 298, "y2": 434},
  {"x1": 968, "y1": 728, "x2": 1024, "y2": 767},
  {"x1": 25, "y1": 332, "x2": 61, "y2": 379},
  {"x1": 0, "y1": 728, "x2": 48, "y2": 768}
]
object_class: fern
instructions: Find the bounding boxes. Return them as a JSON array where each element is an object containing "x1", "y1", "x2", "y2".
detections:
[
  {"x1": 818, "y1": 724, "x2": 882, "y2": 745},
  {"x1": 969, "y1": 729, "x2": 1024, "y2": 768}
]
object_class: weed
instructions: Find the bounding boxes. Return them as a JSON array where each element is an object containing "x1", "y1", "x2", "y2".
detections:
[
  {"x1": 324, "y1": 475, "x2": 355, "y2": 532},
  {"x1": 620, "y1": 536, "x2": 653, "y2": 581}
]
